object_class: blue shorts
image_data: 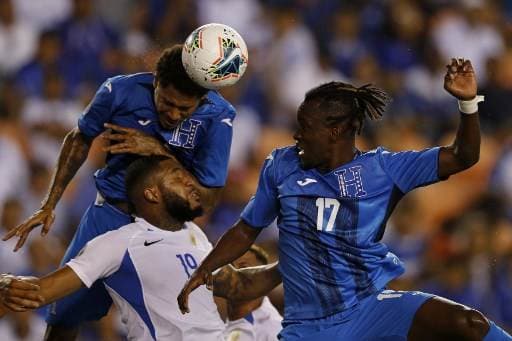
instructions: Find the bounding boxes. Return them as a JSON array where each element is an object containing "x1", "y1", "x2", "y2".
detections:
[
  {"x1": 280, "y1": 289, "x2": 434, "y2": 341},
  {"x1": 46, "y1": 199, "x2": 132, "y2": 327}
]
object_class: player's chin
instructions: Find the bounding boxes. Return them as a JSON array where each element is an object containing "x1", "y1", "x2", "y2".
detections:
[
  {"x1": 158, "y1": 117, "x2": 179, "y2": 130},
  {"x1": 188, "y1": 193, "x2": 202, "y2": 211}
]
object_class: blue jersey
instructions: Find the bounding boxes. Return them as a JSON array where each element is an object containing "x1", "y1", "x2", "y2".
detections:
[
  {"x1": 78, "y1": 73, "x2": 235, "y2": 202},
  {"x1": 241, "y1": 146, "x2": 441, "y2": 321}
]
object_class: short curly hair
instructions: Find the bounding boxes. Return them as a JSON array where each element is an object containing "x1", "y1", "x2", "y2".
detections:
[{"x1": 155, "y1": 44, "x2": 208, "y2": 98}]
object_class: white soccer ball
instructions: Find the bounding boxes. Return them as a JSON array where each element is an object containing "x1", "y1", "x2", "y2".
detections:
[{"x1": 182, "y1": 23, "x2": 249, "y2": 90}]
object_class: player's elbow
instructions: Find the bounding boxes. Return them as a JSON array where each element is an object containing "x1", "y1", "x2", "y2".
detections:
[
  {"x1": 458, "y1": 151, "x2": 479, "y2": 170},
  {"x1": 453, "y1": 144, "x2": 480, "y2": 171}
]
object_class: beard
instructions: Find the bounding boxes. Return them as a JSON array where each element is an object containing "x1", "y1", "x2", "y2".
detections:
[{"x1": 162, "y1": 191, "x2": 203, "y2": 222}]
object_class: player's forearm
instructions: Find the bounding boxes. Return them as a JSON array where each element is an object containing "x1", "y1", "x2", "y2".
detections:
[
  {"x1": 199, "y1": 220, "x2": 260, "y2": 273},
  {"x1": 38, "y1": 267, "x2": 84, "y2": 306},
  {"x1": 451, "y1": 113, "x2": 480, "y2": 168},
  {"x1": 41, "y1": 128, "x2": 92, "y2": 209},
  {"x1": 213, "y1": 262, "x2": 281, "y2": 301},
  {"x1": 439, "y1": 112, "x2": 481, "y2": 179}
]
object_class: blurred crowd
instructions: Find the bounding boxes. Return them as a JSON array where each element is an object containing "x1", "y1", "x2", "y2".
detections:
[{"x1": 0, "y1": 0, "x2": 512, "y2": 339}]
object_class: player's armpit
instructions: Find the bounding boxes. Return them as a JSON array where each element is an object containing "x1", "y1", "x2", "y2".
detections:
[
  {"x1": 38, "y1": 266, "x2": 85, "y2": 306},
  {"x1": 213, "y1": 262, "x2": 281, "y2": 301}
]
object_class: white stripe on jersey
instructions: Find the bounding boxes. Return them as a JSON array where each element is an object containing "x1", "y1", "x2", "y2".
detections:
[{"x1": 67, "y1": 218, "x2": 226, "y2": 341}]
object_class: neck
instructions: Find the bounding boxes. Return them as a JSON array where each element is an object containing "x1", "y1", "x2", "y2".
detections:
[
  {"x1": 227, "y1": 298, "x2": 264, "y2": 321},
  {"x1": 318, "y1": 138, "x2": 357, "y2": 173},
  {"x1": 139, "y1": 208, "x2": 184, "y2": 231}
]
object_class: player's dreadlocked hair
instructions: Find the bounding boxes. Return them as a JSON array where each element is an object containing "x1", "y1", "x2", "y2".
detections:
[
  {"x1": 125, "y1": 156, "x2": 169, "y2": 211},
  {"x1": 155, "y1": 45, "x2": 209, "y2": 98},
  {"x1": 303, "y1": 82, "x2": 390, "y2": 134}
]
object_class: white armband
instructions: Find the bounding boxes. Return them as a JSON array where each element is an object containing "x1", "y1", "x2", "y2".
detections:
[{"x1": 458, "y1": 95, "x2": 484, "y2": 114}]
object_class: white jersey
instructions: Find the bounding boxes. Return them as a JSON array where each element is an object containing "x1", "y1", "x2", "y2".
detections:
[
  {"x1": 67, "y1": 218, "x2": 225, "y2": 341},
  {"x1": 225, "y1": 297, "x2": 282, "y2": 341}
]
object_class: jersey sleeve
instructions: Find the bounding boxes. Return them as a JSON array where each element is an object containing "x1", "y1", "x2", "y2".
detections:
[
  {"x1": 66, "y1": 227, "x2": 132, "y2": 288},
  {"x1": 77, "y1": 79, "x2": 117, "y2": 138},
  {"x1": 378, "y1": 147, "x2": 441, "y2": 193},
  {"x1": 191, "y1": 109, "x2": 235, "y2": 187},
  {"x1": 240, "y1": 151, "x2": 280, "y2": 228}
]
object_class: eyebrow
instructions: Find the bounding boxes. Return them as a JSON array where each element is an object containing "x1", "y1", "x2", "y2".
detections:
[
  {"x1": 160, "y1": 93, "x2": 195, "y2": 110},
  {"x1": 169, "y1": 167, "x2": 182, "y2": 175},
  {"x1": 163, "y1": 98, "x2": 194, "y2": 111}
]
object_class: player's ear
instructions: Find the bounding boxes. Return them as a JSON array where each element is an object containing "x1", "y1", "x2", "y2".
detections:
[
  {"x1": 331, "y1": 126, "x2": 340, "y2": 138},
  {"x1": 143, "y1": 187, "x2": 159, "y2": 204}
]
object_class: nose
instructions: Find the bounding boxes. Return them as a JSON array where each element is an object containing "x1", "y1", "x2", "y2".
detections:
[
  {"x1": 183, "y1": 175, "x2": 196, "y2": 189},
  {"x1": 166, "y1": 108, "x2": 183, "y2": 122}
]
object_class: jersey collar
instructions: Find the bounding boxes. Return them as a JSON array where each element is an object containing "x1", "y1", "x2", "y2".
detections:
[{"x1": 134, "y1": 217, "x2": 186, "y2": 233}]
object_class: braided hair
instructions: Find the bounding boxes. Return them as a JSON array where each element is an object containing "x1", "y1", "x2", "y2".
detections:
[{"x1": 303, "y1": 82, "x2": 390, "y2": 134}]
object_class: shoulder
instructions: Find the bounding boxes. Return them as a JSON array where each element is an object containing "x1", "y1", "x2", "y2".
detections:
[
  {"x1": 105, "y1": 72, "x2": 154, "y2": 94},
  {"x1": 184, "y1": 222, "x2": 212, "y2": 251},
  {"x1": 360, "y1": 146, "x2": 388, "y2": 157},
  {"x1": 99, "y1": 222, "x2": 144, "y2": 243},
  {"x1": 196, "y1": 90, "x2": 236, "y2": 119},
  {"x1": 257, "y1": 146, "x2": 300, "y2": 184},
  {"x1": 74, "y1": 223, "x2": 141, "y2": 260},
  {"x1": 356, "y1": 146, "x2": 390, "y2": 165},
  {"x1": 270, "y1": 145, "x2": 300, "y2": 171}
]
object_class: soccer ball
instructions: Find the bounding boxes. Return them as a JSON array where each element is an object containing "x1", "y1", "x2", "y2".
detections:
[{"x1": 182, "y1": 23, "x2": 249, "y2": 90}]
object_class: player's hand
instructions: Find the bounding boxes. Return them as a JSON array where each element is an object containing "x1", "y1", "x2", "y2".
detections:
[
  {"x1": 2, "y1": 206, "x2": 55, "y2": 251},
  {"x1": 177, "y1": 268, "x2": 213, "y2": 314},
  {"x1": 102, "y1": 123, "x2": 171, "y2": 157},
  {"x1": 444, "y1": 58, "x2": 477, "y2": 100},
  {"x1": 0, "y1": 275, "x2": 43, "y2": 312}
]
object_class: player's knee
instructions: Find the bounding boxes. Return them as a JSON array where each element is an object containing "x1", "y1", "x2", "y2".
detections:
[{"x1": 452, "y1": 305, "x2": 489, "y2": 340}]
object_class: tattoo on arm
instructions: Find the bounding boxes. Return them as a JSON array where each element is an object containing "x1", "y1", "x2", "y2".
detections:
[
  {"x1": 212, "y1": 265, "x2": 244, "y2": 299},
  {"x1": 42, "y1": 128, "x2": 92, "y2": 209},
  {"x1": 213, "y1": 263, "x2": 281, "y2": 301}
]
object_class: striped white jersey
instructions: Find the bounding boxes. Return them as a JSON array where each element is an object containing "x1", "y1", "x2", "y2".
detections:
[
  {"x1": 225, "y1": 297, "x2": 282, "y2": 341},
  {"x1": 67, "y1": 217, "x2": 225, "y2": 341}
]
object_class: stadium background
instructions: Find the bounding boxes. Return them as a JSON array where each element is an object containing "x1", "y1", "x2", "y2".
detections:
[{"x1": 0, "y1": 0, "x2": 511, "y2": 339}]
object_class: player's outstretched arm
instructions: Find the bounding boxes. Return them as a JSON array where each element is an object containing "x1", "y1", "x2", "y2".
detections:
[
  {"x1": 438, "y1": 58, "x2": 481, "y2": 179},
  {"x1": 0, "y1": 267, "x2": 83, "y2": 317},
  {"x1": 37, "y1": 266, "x2": 84, "y2": 305},
  {"x1": 0, "y1": 275, "x2": 42, "y2": 314},
  {"x1": 178, "y1": 219, "x2": 261, "y2": 313},
  {"x1": 212, "y1": 262, "x2": 281, "y2": 301},
  {"x1": 3, "y1": 128, "x2": 93, "y2": 251}
]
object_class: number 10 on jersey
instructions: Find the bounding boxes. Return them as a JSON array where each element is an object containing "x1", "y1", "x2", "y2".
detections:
[
  {"x1": 176, "y1": 253, "x2": 198, "y2": 278},
  {"x1": 315, "y1": 198, "x2": 340, "y2": 232}
]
